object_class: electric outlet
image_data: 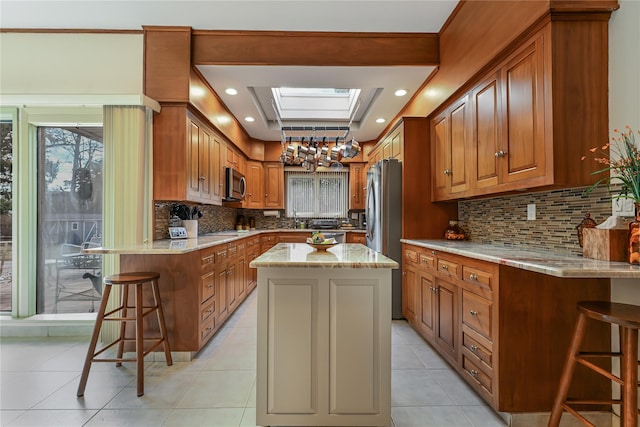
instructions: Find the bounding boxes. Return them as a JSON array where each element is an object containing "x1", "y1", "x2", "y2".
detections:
[
  {"x1": 527, "y1": 204, "x2": 536, "y2": 221},
  {"x1": 613, "y1": 198, "x2": 635, "y2": 217}
]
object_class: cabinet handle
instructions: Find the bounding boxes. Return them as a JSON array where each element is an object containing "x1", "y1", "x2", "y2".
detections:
[
  {"x1": 470, "y1": 345, "x2": 478, "y2": 353},
  {"x1": 431, "y1": 250, "x2": 436, "y2": 255},
  {"x1": 227, "y1": 270, "x2": 231, "y2": 276},
  {"x1": 470, "y1": 369, "x2": 478, "y2": 377},
  {"x1": 402, "y1": 271, "x2": 407, "y2": 276},
  {"x1": 470, "y1": 310, "x2": 478, "y2": 316},
  {"x1": 469, "y1": 273, "x2": 477, "y2": 281},
  {"x1": 441, "y1": 264, "x2": 449, "y2": 271},
  {"x1": 207, "y1": 284, "x2": 213, "y2": 288},
  {"x1": 494, "y1": 150, "x2": 508, "y2": 158},
  {"x1": 199, "y1": 176, "x2": 205, "y2": 180},
  {"x1": 443, "y1": 169, "x2": 452, "y2": 175}
]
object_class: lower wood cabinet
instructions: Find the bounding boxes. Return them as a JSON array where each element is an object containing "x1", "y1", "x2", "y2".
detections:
[
  {"x1": 120, "y1": 236, "x2": 259, "y2": 353},
  {"x1": 346, "y1": 232, "x2": 366, "y2": 244},
  {"x1": 401, "y1": 243, "x2": 612, "y2": 412}
]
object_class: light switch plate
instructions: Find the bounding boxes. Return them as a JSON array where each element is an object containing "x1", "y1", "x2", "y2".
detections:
[{"x1": 613, "y1": 198, "x2": 635, "y2": 217}]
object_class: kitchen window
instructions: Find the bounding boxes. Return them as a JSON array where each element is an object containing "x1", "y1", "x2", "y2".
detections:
[{"x1": 285, "y1": 169, "x2": 348, "y2": 218}]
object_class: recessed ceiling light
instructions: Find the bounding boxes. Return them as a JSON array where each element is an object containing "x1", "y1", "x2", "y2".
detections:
[
  {"x1": 376, "y1": 118, "x2": 386, "y2": 124},
  {"x1": 394, "y1": 89, "x2": 408, "y2": 97},
  {"x1": 225, "y1": 88, "x2": 238, "y2": 95},
  {"x1": 245, "y1": 116, "x2": 255, "y2": 122}
]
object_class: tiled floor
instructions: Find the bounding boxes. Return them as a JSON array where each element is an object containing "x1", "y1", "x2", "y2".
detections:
[{"x1": 0, "y1": 290, "x2": 507, "y2": 427}]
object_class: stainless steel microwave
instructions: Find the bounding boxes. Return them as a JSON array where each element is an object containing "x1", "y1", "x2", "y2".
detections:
[{"x1": 224, "y1": 167, "x2": 246, "y2": 202}]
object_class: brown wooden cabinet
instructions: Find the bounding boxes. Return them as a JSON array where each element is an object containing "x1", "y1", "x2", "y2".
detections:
[
  {"x1": 245, "y1": 161, "x2": 264, "y2": 209},
  {"x1": 400, "y1": 243, "x2": 611, "y2": 412},
  {"x1": 349, "y1": 162, "x2": 366, "y2": 210},
  {"x1": 154, "y1": 108, "x2": 223, "y2": 205},
  {"x1": 432, "y1": 94, "x2": 470, "y2": 200},
  {"x1": 401, "y1": 262, "x2": 418, "y2": 326},
  {"x1": 345, "y1": 232, "x2": 366, "y2": 244},
  {"x1": 263, "y1": 162, "x2": 284, "y2": 209},
  {"x1": 432, "y1": 19, "x2": 609, "y2": 201}
]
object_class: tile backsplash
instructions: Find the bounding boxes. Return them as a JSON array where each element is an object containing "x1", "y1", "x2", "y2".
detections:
[{"x1": 457, "y1": 186, "x2": 617, "y2": 255}]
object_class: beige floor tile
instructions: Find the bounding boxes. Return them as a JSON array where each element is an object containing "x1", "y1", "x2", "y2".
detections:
[
  {"x1": 0, "y1": 410, "x2": 25, "y2": 426},
  {"x1": 104, "y1": 370, "x2": 198, "y2": 409},
  {"x1": 5, "y1": 409, "x2": 97, "y2": 427},
  {"x1": 392, "y1": 344, "x2": 427, "y2": 369},
  {"x1": 0, "y1": 371, "x2": 78, "y2": 410},
  {"x1": 391, "y1": 369, "x2": 455, "y2": 406},
  {"x1": 163, "y1": 408, "x2": 245, "y2": 427},
  {"x1": 176, "y1": 371, "x2": 255, "y2": 408},
  {"x1": 83, "y1": 408, "x2": 172, "y2": 427},
  {"x1": 392, "y1": 406, "x2": 474, "y2": 427},
  {"x1": 460, "y1": 405, "x2": 507, "y2": 427},
  {"x1": 239, "y1": 407, "x2": 256, "y2": 426}
]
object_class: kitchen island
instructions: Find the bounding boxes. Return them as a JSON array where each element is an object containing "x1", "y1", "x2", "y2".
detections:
[{"x1": 250, "y1": 243, "x2": 399, "y2": 427}]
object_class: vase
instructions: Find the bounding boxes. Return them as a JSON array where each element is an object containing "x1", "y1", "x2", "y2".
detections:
[{"x1": 628, "y1": 203, "x2": 640, "y2": 264}]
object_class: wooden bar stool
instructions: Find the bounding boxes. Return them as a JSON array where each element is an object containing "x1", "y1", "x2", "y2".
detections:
[
  {"x1": 548, "y1": 301, "x2": 640, "y2": 427},
  {"x1": 77, "y1": 272, "x2": 172, "y2": 397}
]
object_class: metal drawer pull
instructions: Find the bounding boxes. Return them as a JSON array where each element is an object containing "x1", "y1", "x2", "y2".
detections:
[
  {"x1": 494, "y1": 150, "x2": 508, "y2": 158},
  {"x1": 431, "y1": 250, "x2": 436, "y2": 255},
  {"x1": 469, "y1": 273, "x2": 477, "y2": 281},
  {"x1": 470, "y1": 345, "x2": 478, "y2": 352},
  {"x1": 470, "y1": 310, "x2": 478, "y2": 316},
  {"x1": 441, "y1": 264, "x2": 449, "y2": 271},
  {"x1": 470, "y1": 369, "x2": 479, "y2": 377}
]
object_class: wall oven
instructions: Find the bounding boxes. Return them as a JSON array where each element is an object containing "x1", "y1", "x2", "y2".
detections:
[{"x1": 224, "y1": 167, "x2": 246, "y2": 202}]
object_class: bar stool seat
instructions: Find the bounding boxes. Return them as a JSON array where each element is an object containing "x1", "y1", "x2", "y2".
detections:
[
  {"x1": 548, "y1": 301, "x2": 640, "y2": 427},
  {"x1": 77, "y1": 272, "x2": 172, "y2": 397}
]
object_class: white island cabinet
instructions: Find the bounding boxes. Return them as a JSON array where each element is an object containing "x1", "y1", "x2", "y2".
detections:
[{"x1": 250, "y1": 243, "x2": 399, "y2": 427}]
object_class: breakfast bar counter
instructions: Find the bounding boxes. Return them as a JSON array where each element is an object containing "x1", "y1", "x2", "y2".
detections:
[{"x1": 250, "y1": 243, "x2": 398, "y2": 427}]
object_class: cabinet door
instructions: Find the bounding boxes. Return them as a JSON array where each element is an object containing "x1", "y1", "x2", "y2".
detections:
[
  {"x1": 435, "y1": 277, "x2": 458, "y2": 363},
  {"x1": 264, "y1": 162, "x2": 284, "y2": 209},
  {"x1": 198, "y1": 126, "x2": 213, "y2": 201},
  {"x1": 500, "y1": 34, "x2": 546, "y2": 184},
  {"x1": 418, "y1": 271, "x2": 436, "y2": 341},
  {"x1": 236, "y1": 254, "x2": 247, "y2": 302},
  {"x1": 349, "y1": 163, "x2": 366, "y2": 210},
  {"x1": 211, "y1": 136, "x2": 223, "y2": 205},
  {"x1": 227, "y1": 262, "x2": 238, "y2": 312},
  {"x1": 473, "y1": 73, "x2": 501, "y2": 189},
  {"x1": 216, "y1": 266, "x2": 229, "y2": 323},
  {"x1": 402, "y1": 265, "x2": 418, "y2": 325},
  {"x1": 390, "y1": 126, "x2": 403, "y2": 160},
  {"x1": 449, "y1": 96, "x2": 469, "y2": 194},
  {"x1": 187, "y1": 119, "x2": 202, "y2": 200},
  {"x1": 246, "y1": 161, "x2": 264, "y2": 209},
  {"x1": 432, "y1": 113, "x2": 450, "y2": 199}
]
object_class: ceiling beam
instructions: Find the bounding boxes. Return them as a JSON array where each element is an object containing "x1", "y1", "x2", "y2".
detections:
[{"x1": 192, "y1": 30, "x2": 439, "y2": 66}]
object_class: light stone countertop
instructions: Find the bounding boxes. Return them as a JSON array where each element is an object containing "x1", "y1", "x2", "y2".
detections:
[
  {"x1": 84, "y1": 229, "x2": 365, "y2": 255},
  {"x1": 250, "y1": 243, "x2": 399, "y2": 269},
  {"x1": 401, "y1": 239, "x2": 640, "y2": 279}
]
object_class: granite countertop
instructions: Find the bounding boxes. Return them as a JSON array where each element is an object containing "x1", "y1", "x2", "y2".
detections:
[
  {"x1": 84, "y1": 229, "x2": 365, "y2": 255},
  {"x1": 250, "y1": 243, "x2": 399, "y2": 269},
  {"x1": 401, "y1": 239, "x2": 640, "y2": 279}
]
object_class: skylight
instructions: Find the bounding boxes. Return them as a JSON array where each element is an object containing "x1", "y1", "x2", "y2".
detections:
[{"x1": 272, "y1": 87, "x2": 361, "y2": 121}]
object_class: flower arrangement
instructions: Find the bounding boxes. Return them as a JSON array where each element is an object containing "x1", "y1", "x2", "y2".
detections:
[{"x1": 583, "y1": 126, "x2": 640, "y2": 203}]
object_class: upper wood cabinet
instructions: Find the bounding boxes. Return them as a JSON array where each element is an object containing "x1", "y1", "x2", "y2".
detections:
[
  {"x1": 349, "y1": 162, "x2": 366, "y2": 210},
  {"x1": 263, "y1": 162, "x2": 284, "y2": 209},
  {"x1": 245, "y1": 161, "x2": 264, "y2": 209},
  {"x1": 154, "y1": 107, "x2": 223, "y2": 205},
  {"x1": 225, "y1": 144, "x2": 246, "y2": 175},
  {"x1": 432, "y1": 95, "x2": 470, "y2": 200},
  {"x1": 431, "y1": 19, "x2": 609, "y2": 201}
]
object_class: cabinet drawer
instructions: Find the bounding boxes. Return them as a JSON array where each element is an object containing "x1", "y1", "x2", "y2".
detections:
[
  {"x1": 201, "y1": 270, "x2": 216, "y2": 303},
  {"x1": 228, "y1": 244, "x2": 237, "y2": 257},
  {"x1": 403, "y1": 247, "x2": 418, "y2": 264},
  {"x1": 200, "y1": 297, "x2": 216, "y2": 323},
  {"x1": 463, "y1": 355, "x2": 493, "y2": 393},
  {"x1": 261, "y1": 235, "x2": 277, "y2": 243},
  {"x1": 462, "y1": 291, "x2": 492, "y2": 339},
  {"x1": 419, "y1": 252, "x2": 436, "y2": 270},
  {"x1": 215, "y1": 247, "x2": 228, "y2": 261},
  {"x1": 462, "y1": 330, "x2": 493, "y2": 368},
  {"x1": 200, "y1": 315, "x2": 216, "y2": 343},
  {"x1": 437, "y1": 259, "x2": 459, "y2": 278},
  {"x1": 237, "y1": 242, "x2": 246, "y2": 251},
  {"x1": 200, "y1": 251, "x2": 216, "y2": 272},
  {"x1": 462, "y1": 265, "x2": 493, "y2": 292}
]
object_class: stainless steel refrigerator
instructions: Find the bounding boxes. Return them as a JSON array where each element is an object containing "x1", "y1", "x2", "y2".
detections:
[{"x1": 365, "y1": 158, "x2": 403, "y2": 319}]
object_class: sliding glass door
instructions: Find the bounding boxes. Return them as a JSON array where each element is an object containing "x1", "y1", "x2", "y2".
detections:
[{"x1": 37, "y1": 127, "x2": 103, "y2": 313}]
